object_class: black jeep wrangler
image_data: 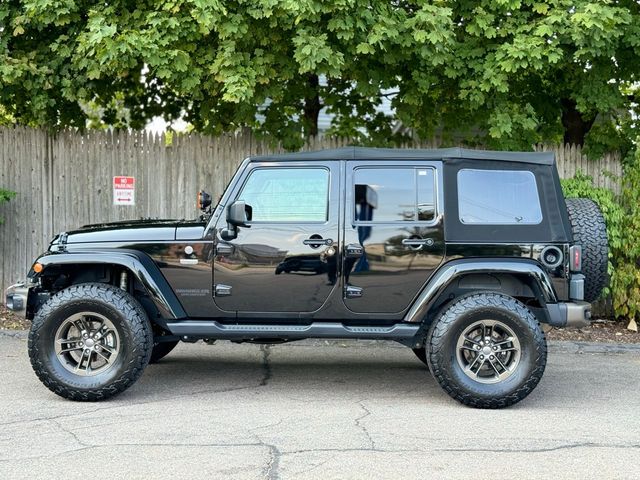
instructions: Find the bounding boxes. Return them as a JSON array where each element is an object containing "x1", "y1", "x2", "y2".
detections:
[{"x1": 6, "y1": 147, "x2": 608, "y2": 408}]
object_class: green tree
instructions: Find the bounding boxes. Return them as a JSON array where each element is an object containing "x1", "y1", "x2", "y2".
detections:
[
  {"x1": 417, "y1": 0, "x2": 639, "y2": 153},
  {"x1": 1, "y1": 1, "x2": 638, "y2": 149},
  {"x1": 0, "y1": 188, "x2": 16, "y2": 224}
]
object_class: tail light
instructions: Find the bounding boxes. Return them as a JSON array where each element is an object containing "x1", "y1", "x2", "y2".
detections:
[{"x1": 569, "y1": 245, "x2": 582, "y2": 272}]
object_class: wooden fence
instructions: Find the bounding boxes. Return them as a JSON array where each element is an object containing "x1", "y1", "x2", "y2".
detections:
[{"x1": 0, "y1": 127, "x2": 623, "y2": 313}]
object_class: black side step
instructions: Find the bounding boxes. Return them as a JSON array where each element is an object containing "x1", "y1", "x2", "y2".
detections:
[{"x1": 166, "y1": 321, "x2": 421, "y2": 347}]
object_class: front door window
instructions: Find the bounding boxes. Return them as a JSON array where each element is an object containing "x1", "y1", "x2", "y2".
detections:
[{"x1": 238, "y1": 168, "x2": 329, "y2": 223}]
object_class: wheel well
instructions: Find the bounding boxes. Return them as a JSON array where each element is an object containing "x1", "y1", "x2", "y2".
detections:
[
  {"x1": 421, "y1": 272, "x2": 547, "y2": 330},
  {"x1": 35, "y1": 264, "x2": 164, "y2": 327}
]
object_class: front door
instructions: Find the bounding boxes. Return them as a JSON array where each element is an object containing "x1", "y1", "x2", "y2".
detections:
[
  {"x1": 213, "y1": 162, "x2": 340, "y2": 314},
  {"x1": 343, "y1": 163, "x2": 445, "y2": 314}
]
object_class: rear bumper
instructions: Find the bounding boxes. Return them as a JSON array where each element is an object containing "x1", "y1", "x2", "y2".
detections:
[
  {"x1": 547, "y1": 301, "x2": 591, "y2": 328},
  {"x1": 5, "y1": 282, "x2": 29, "y2": 318}
]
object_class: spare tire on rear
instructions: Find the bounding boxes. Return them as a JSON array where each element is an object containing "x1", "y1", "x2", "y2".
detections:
[{"x1": 565, "y1": 198, "x2": 608, "y2": 302}]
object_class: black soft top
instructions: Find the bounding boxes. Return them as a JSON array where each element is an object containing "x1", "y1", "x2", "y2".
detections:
[
  {"x1": 250, "y1": 147, "x2": 555, "y2": 165},
  {"x1": 250, "y1": 146, "x2": 571, "y2": 243}
]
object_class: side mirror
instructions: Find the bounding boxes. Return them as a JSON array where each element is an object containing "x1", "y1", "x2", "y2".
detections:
[
  {"x1": 227, "y1": 200, "x2": 252, "y2": 227},
  {"x1": 220, "y1": 201, "x2": 252, "y2": 241}
]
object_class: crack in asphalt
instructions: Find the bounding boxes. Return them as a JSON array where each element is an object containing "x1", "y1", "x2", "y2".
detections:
[
  {"x1": 259, "y1": 345, "x2": 272, "y2": 386},
  {"x1": 0, "y1": 384, "x2": 262, "y2": 428},
  {"x1": 249, "y1": 418, "x2": 285, "y2": 433},
  {"x1": 48, "y1": 419, "x2": 91, "y2": 449},
  {"x1": 436, "y1": 442, "x2": 640, "y2": 453},
  {"x1": 262, "y1": 443, "x2": 282, "y2": 480},
  {"x1": 0, "y1": 441, "x2": 269, "y2": 463},
  {"x1": 287, "y1": 447, "x2": 424, "y2": 455},
  {"x1": 354, "y1": 401, "x2": 376, "y2": 449},
  {"x1": 5, "y1": 437, "x2": 637, "y2": 468}
]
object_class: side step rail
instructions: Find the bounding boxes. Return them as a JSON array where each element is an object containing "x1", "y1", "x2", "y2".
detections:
[{"x1": 166, "y1": 321, "x2": 421, "y2": 347}]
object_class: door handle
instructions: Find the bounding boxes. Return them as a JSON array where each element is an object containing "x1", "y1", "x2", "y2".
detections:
[
  {"x1": 303, "y1": 238, "x2": 333, "y2": 247},
  {"x1": 402, "y1": 238, "x2": 435, "y2": 249}
]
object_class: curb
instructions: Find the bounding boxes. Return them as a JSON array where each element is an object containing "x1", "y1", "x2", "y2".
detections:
[
  {"x1": 0, "y1": 329, "x2": 28, "y2": 339},
  {"x1": 2, "y1": 329, "x2": 639, "y2": 354},
  {"x1": 548, "y1": 340, "x2": 640, "y2": 355}
]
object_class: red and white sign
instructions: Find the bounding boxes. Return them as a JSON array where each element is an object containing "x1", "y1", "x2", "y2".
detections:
[{"x1": 113, "y1": 176, "x2": 135, "y2": 206}]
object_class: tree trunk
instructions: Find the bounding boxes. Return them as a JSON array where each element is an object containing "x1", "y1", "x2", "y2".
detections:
[
  {"x1": 560, "y1": 98, "x2": 596, "y2": 146},
  {"x1": 303, "y1": 74, "x2": 321, "y2": 138}
]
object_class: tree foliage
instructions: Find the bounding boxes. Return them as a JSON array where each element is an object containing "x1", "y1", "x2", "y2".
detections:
[
  {"x1": 1, "y1": 1, "x2": 638, "y2": 149},
  {"x1": 0, "y1": 188, "x2": 16, "y2": 224}
]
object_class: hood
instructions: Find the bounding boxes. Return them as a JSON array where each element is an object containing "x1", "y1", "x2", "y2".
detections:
[{"x1": 51, "y1": 219, "x2": 182, "y2": 245}]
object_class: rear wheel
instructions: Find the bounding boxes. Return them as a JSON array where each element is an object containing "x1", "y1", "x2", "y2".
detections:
[
  {"x1": 428, "y1": 293, "x2": 547, "y2": 408},
  {"x1": 28, "y1": 283, "x2": 153, "y2": 401}
]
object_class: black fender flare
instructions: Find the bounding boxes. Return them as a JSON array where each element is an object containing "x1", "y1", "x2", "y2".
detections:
[
  {"x1": 30, "y1": 249, "x2": 186, "y2": 319},
  {"x1": 404, "y1": 258, "x2": 558, "y2": 324}
]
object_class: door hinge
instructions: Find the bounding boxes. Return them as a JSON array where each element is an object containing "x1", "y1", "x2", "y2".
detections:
[
  {"x1": 216, "y1": 243, "x2": 234, "y2": 255},
  {"x1": 345, "y1": 243, "x2": 364, "y2": 259},
  {"x1": 214, "y1": 284, "x2": 232, "y2": 297},
  {"x1": 345, "y1": 286, "x2": 363, "y2": 299}
]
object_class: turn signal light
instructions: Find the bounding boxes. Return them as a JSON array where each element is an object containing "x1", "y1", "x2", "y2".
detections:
[{"x1": 32, "y1": 263, "x2": 43, "y2": 273}]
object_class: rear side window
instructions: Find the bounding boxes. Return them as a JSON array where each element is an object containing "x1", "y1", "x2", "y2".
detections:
[
  {"x1": 238, "y1": 168, "x2": 329, "y2": 222},
  {"x1": 457, "y1": 169, "x2": 542, "y2": 225},
  {"x1": 353, "y1": 167, "x2": 436, "y2": 223}
]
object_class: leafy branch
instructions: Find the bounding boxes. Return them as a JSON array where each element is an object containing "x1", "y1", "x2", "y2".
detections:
[{"x1": 0, "y1": 188, "x2": 16, "y2": 224}]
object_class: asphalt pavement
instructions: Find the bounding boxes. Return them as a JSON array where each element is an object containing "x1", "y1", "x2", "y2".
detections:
[{"x1": 1, "y1": 332, "x2": 639, "y2": 479}]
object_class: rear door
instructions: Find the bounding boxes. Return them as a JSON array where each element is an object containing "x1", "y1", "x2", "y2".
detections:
[{"x1": 342, "y1": 162, "x2": 445, "y2": 314}]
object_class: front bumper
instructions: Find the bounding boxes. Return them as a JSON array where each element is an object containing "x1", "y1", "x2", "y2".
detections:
[
  {"x1": 5, "y1": 282, "x2": 30, "y2": 318},
  {"x1": 547, "y1": 301, "x2": 592, "y2": 328}
]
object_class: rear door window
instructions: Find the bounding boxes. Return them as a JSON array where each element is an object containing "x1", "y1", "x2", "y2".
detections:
[{"x1": 353, "y1": 167, "x2": 436, "y2": 223}]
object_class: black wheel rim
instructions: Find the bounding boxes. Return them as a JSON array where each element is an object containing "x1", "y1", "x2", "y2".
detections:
[{"x1": 54, "y1": 312, "x2": 120, "y2": 376}]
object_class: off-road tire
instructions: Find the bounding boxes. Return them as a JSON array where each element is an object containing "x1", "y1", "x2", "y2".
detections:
[
  {"x1": 149, "y1": 340, "x2": 179, "y2": 364},
  {"x1": 427, "y1": 293, "x2": 547, "y2": 409},
  {"x1": 28, "y1": 283, "x2": 153, "y2": 401},
  {"x1": 565, "y1": 198, "x2": 608, "y2": 302}
]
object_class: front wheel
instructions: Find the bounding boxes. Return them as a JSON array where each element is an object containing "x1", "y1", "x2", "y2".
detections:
[
  {"x1": 28, "y1": 283, "x2": 153, "y2": 401},
  {"x1": 427, "y1": 293, "x2": 547, "y2": 409}
]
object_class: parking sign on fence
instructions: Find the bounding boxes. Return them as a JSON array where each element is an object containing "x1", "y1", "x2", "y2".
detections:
[{"x1": 113, "y1": 176, "x2": 135, "y2": 206}]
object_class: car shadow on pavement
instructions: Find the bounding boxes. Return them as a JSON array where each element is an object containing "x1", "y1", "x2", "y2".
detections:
[
  {"x1": 114, "y1": 343, "x2": 635, "y2": 410},
  {"x1": 133, "y1": 344, "x2": 440, "y2": 400}
]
